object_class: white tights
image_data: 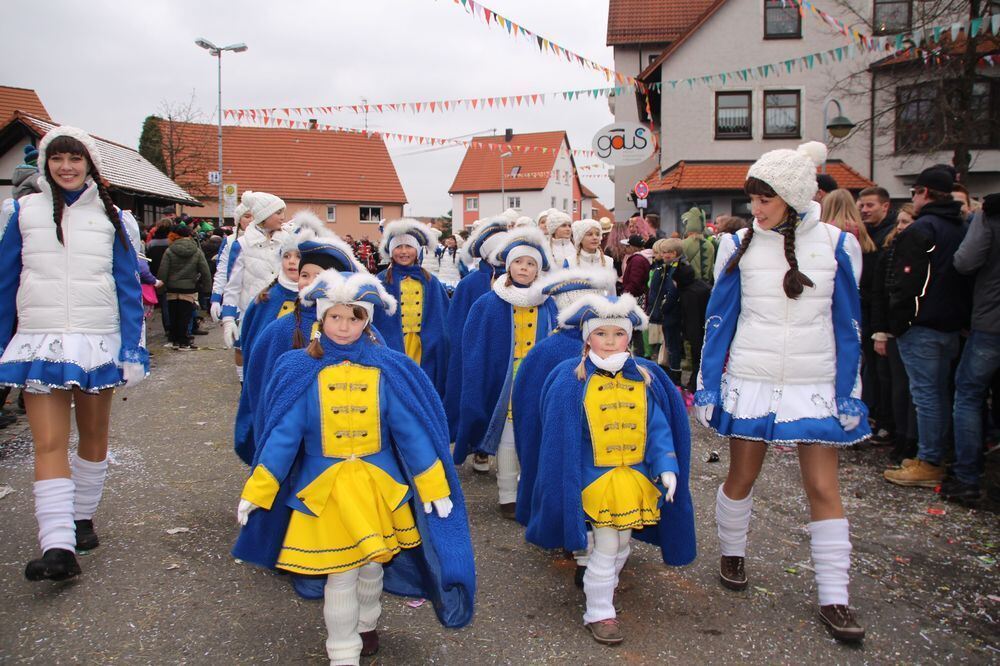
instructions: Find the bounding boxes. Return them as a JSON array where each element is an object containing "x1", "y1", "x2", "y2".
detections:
[{"x1": 323, "y1": 562, "x2": 383, "y2": 666}]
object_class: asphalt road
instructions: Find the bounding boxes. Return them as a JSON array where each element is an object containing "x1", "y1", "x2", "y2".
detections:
[{"x1": 0, "y1": 321, "x2": 997, "y2": 664}]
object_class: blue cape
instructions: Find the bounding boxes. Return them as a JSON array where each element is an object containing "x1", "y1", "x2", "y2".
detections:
[
  {"x1": 373, "y1": 263, "x2": 451, "y2": 398},
  {"x1": 443, "y1": 262, "x2": 503, "y2": 440},
  {"x1": 525, "y1": 357, "x2": 697, "y2": 566},
  {"x1": 453, "y1": 290, "x2": 557, "y2": 463},
  {"x1": 232, "y1": 336, "x2": 477, "y2": 628},
  {"x1": 511, "y1": 328, "x2": 581, "y2": 526},
  {"x1": 238, "y1": 283, "x2": 299, "y2": 364}
]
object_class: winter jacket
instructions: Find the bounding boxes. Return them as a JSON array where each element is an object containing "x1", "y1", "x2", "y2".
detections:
[
  {"x1": 887, "y1": 199, "x2": 970, "y2": 335},
  {"x1": 865, "y1": 209, "x2": 898, "y2": 249},
  {"x1": 11, "y1": 163, "x2": 40, "y2": 200},
  {"x1": 146, "y1": 236, "x2": 170, "y2": 276},
  {"x1": 673, "y1": 259, "x2": 711, "y2": 345},
  {"x1": 953, "y1": 198, "x2": 1000, "y2": 333},
  {"x1": 550, "y1": 238, "x2": 575, "y2": 269},
  {"x1": 221, "y1": 224, "x2": 282, "y2": 318},
  {"x1": 646, "y1": 260, "x2": 678, "y2": 325},
  {"x1": 158, "y1": 237, "x2": 212, "y2": 294},
  {"x1": 681, "y1": 206, "x2": 715, "y2": 284},
  {"x1": 621, "y1": 250, "x2": 651, "y2": 299},
  {"x1": 869, "y1": 239, "x2": 897, "y2": 338}
]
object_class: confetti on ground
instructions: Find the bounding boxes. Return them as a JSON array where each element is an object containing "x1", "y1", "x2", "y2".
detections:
[
  {"x1": 0, "y1": 485, "x2": 13, "y2": 500},
  {"x1": 927, "y1": 507, "x2": 947, "y2": 516},
  {"x1": 166, "y1": 527, "x2": 191, "y2": 535},
  {"x1": 405, "y1": 598, "x2": 426, "y2": 608}
]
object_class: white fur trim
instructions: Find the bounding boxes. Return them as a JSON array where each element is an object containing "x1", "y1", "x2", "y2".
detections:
[
  {"x1": 557, "y1": 293, "x2": 649, "y2": 331},
  {"x1": 572, "y1": 219, "x2": 603, "y2": 247},
  {"x1": 491, "y1": 275, "x2": 547, "y2": 307},
  {"x1": 498, "y1": 226, "x2": 555, "y2": 271},
  {"x1": 379, "y1": 219, "x2": 435, "y2": 256},
  {"x1": 302, "y1": 268, "x2": 397, "y2": 317},
  {"x1": 583, "y1": 317, "x2": 633, "y2": 340},
  {"x1": 38, "y1": 126, "x2": 103, "y2": 173},
  {"x1": 513, "y1": 216, "x2": 535, "y2": 228},
  {"x1": 506, "y1": 244, "x2": 542, "y2": 268},
  {"x1": 285, "y1": 210, "x2": 365, "y2": 272},
  {"x1": 500, "y1": 208, "x2": 521, "y2": 223},
  {"x1": 538, "y1": 266, "x2": 617, "y2": 295}
]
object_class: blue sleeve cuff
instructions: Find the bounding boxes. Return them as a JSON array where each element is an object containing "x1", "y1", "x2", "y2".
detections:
[
  {"x1": 210, "y1": 293, "x2": 223, "y2": 304},
  {"x1": 694, "y1": 389, "x2": 720, "y2": 407},
  {"x1": 221, "y1": 305, "x2": 239, "y2": 319},
  {"x1": 120, "y1": 346, "x2": 150, "y2": 369},
  {"x1": 836, "y1": 397, "x2": 867, "y2": 418}
]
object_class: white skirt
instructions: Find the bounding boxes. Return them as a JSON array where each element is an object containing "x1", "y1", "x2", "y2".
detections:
[{"x1": 0, "y1": 332, "x2": 125, "y2": 394}]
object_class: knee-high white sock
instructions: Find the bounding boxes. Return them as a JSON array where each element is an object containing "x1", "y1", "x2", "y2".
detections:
[
  {"x1": 716, "y1": 484, "x2": 753, "y2": 557},
  {"x1": 809, "y1": 518, "x2": 852, "y2": 607},
  {"x1": 496, "y1": 422, "x2": 519, "y2": 504},
  {"x1": 71, "y1": 454, "x2": 108, "y2": 521},
  {"x1": 324, "y1": 570, "x2": 363, "y2": 666},
  {"x1": 356, "y1": 562, "x2": 384, "y2": 633},
  {"x1": 236, "y1": 365, "x2": 244, "y2": 383},
  {"x1": 574, "y1": 530, "x2": 595, "y2": 567},
  {"x1": 34, "y1": 478, "x2": 76, "y2": 553},
  {"x1": 582, "y1": 549, "x2": 617, "y2": 624}
]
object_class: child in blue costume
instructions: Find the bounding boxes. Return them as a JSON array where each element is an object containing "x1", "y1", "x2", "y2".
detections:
[
  {"x1": 0, "y1": 126, "x2": 148, "y2": 582},
  {"x1": 236, "y1": 235, "x2": 300, "y2": 362},
  {"x1": 454, "y1": 227, "x2": 557, "y2": 518},
  {"x1": 235, "y1": 269, "x2": 475, "y2": 665},
  {"x1": 511, "y1": 267, "x2": 618, "y2": 529},
  {"x1": 695, "y1": 142, "x2": 868, "y2": 643},
  {"x1": 525, "y1": 294, "x2": 696, "y2": 646},
  {"x1": 443, "y1": 218, "x2": 508, "y2": 440},
  {"x1": 373, "y1": 219, "x2": 451, "y2": 398}
]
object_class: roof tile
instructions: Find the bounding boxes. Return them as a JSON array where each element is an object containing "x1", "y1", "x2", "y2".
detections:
[
  {"x1": 648, "y1": 160, "x2": 874, "y2": 192},
  {"x1": 607, "y1": 0, "x2": 720, "y2": 46},
  {"x1": 0, "y1": 86, "x2": 51, "y2": 124}
]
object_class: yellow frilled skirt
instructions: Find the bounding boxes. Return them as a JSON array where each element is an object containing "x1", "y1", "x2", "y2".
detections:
[
  {"x1": 581, "y1": 466, "x2": 662, "y2": 531},
  {"x1": 276, "y1": 459, "x2": 421, "y2": 575}
]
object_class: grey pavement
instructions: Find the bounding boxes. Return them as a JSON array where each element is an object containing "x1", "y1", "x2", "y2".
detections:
[{"x1": 0, "y1": 321, "x2": 997, "y2": 664}]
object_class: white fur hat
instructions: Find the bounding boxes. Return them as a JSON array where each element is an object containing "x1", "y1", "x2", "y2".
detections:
[
  {"x1": 493, "y1": 226, "x2": 555, "y2": 272},
  {"x1": 38, "y1": 126, "x2": 103, "y2": 174},
  {"x1": 500, "y1": 208, "x2": 521, "y2": 225},
  {"x1": 300, "y1": 268, "x2": 397, "y2": 322},
  {"x1": 571, "y1": 218, "x2": 603, "y2": 247},
  {"x1": 558, "y1": 293, "x2": 649, "y2": 339},
  {"x1": 746, "y1": 141, "x2": 828, "y2": 213},
  {"x1": 535, "y1": 208, "x2": 557, "y2": 225},
  {"x1": 379, "y1": 218, "x2": 436, "y2": 257},
  {"x1": 241, "y1": 190, "x2": 286, "y2": 226},
  {"x1": 459, "y1": 217, "x2": 509, "y2": 267},
  {"x1": 513, "y1": 216, "x2": 535, "y2": 229},
  {"x1": 539, "y1": 266, "x2": 617, "y2": 311}
]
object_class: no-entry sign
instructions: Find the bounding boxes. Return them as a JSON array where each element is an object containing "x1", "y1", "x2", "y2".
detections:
[{"x1": 634, "y1": 180, "x2": 650, "y2": 199}]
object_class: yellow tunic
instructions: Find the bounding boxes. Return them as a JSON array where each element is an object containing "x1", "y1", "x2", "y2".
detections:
[
  {"x1": 580, "y1": 373, "x2": 661, "y2": 530},
  {"x1": 508, "y1": 305, "x2": 538, "y2": 419},
  {"x1": 276, "y1": 300, "x2": 296, "y2": 318},
  {"x1": 400, "y1": 277, "x2": 424, "y2": 364}
]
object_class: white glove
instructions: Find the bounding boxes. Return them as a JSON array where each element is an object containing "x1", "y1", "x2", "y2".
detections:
[
  {"x1": 838, "y1": 413, "x2": 861, "y2": 432},
  {"x1": 210, "y1": 302, "x2": 222, "y2": 322},
  {"x1": 122, "y1": 362, "x2": 146, "y2": 388},
  {"x1": 237, "y1": 499, "x2": 259, "y2": 526},
  {"x1": 695, "y1": 403, "x2": 714, "y2": 428},
  {"x1": 423, "y1": 497, "x2": 454, "y2": 519},
  {"x1": 660, "y1": 472, "x2": 677, "y2": 503},
  {"x1": 222, "y1": 318, "x2": 238, "y2": 349}
]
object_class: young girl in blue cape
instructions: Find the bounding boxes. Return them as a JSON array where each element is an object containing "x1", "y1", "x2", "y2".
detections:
[
  {"x1": 373, "y1": 219, "x2": 451, "y2": 398},
  {"x1": 235, "y1": 236, "x2": 300, "y2": 362},
  {"x1": 235, "y1": 269, "x2": 475, "y2": 665},
  {"x1": 443, "y1": 218, "x2": 508, "y2": 439},
  {"x1": 454, "y1": 227, "x2": 557, "y2": 517},
  {"x1": 694, "y1": 142, "x2": 868, "y2": 643},
  {"x1": 525, "y1": 294, "x2": 695, "y2": 645}
]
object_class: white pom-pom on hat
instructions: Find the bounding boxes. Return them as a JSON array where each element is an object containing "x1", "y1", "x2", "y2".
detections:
[{"x1": 796, "y1": 141, "x2": 828, "y2": 168}]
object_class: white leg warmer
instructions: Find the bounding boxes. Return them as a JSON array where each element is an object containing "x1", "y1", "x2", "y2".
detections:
[
  {"x1": 583, "y1": 527, "x2": 620, "y2": 624},
  {"x1": 34, "y1": 478, "x2": 76, "y2": 553},
  {"x1": 808, "y1": 518, "x2": 852, "y2": 607},
  {"x1": 71, "y1": 454, "x2": 108, "y2": 521},
  {"x1": 716, "y1": 484, "x2": 753, "y2": 557},
  {"x1": 613, "y1": 530, "x2": 632, "y2": 584},
  {"x1": 323, "y1": 570, "x2": 363, "y2": 666},
  {"x1": 574, "y1": 529, "x2": 595, "y2": 567},
  {"x1": 356, "y1": 562, "x2": 384, "y2": 633},
  {"x1": 496, "y1": 420, "x2": 519, "y2": 504}
]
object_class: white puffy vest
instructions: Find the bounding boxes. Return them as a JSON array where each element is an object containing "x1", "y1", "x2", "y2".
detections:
[
  {"x1": 550, "y1": 238, "x2": 575, "y2": 269},
  {"x1": 238, "y1": 224, "x2": 282, "y2": 311},
  {"x1": 727, "y1": 214, "x2": 842, "y2": 385},
  {"x1": 436, "y1": 249, "x2": 462, "y2": 287},
  {"x1": 571, "y1": 250, "x2": 611, "y2": 270},
  {"x1": 16, "y1": 181, "x2": 120, "y2": 334}
]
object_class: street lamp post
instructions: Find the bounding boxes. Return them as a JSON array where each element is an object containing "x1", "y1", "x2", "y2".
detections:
[
  {"x1": 195, "y1": 37, "x2": 248, "y2": 228},
  {"x1": 821, "y1": 98, "x2": 856, "y2": 174},
  {"x1": 499, "y1": 150, "x2": 513, "y2": 217}
]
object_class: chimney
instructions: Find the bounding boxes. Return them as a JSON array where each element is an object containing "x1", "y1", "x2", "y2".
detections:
[
  {"x1": 308, "y1": 118, "x2": 318, "y2": 130},
  {"x1": 504, "y1": 128, "x2": 513, "y2": 142}
]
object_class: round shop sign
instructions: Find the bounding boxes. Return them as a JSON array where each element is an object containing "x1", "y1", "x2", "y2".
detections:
[{"x1": 592, "y1": 121, "x2": 656, "y2": 167}]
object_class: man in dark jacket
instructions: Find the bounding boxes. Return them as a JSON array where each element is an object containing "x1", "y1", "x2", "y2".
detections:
[
  {"x1": 857, "y1": 186, "x2": 898, "y2": 248},
  {"x1": 884, "y1": 167, "x2": 971, "y2": 488},
  {"x1": 158, "y1": 226, "x2": 212, "y2": 350},
  {"x1": 946, "y1": 193, "x2": 1000, "y2": 504}
]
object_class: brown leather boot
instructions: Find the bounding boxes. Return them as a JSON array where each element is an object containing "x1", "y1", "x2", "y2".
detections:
[
  {"x1": 360, "y1": 629, "x2": 379, "y2": 656},
  {"x1": 499, "y1": 502, "x2": 516, "y2": 520},
  {"x1": 818, "y1": 605, "x2": 865, "y2": 642},
  {"x1": 586, "y1": 618, "x2": 624, "y2": 645},
  {"x1": 719, "y1": 556, "x2": 748, "y2": 591}
]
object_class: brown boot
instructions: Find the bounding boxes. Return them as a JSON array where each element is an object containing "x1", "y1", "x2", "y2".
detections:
[
  {"x1": 883, "y1": 459, "x2": 944, "y2": 488},
  {"x1": 472, "y1": 453, "x2": 490, "y2": 474},
  {"x1": 586, "y1": 618, "x2": 624, "y2": 645},
  {"x1": 360, "y1": 629, "x2": 379, "y2": 656},
  {"x1": 499, "y1": 502, "x2": 516, "y2": 520},
  {"x1": 818, "y1": 605, "x2": 865, "y2": 642},
  {"x1": 719, "y1": 556, "x2": 748, "y2": 591}
]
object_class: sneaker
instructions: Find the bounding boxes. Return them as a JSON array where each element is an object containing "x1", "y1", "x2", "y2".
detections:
[
  {"x1": 24, "y1": 548, "x2": 81, "y2": 582},
  {"x1": 360, "y1": 629, "x2": 379, "y2": 657},
  {"x1": 176, "y1": 344, "x2": 198, "y2": 352},
  {"x1": 499, "y1": 502, "x2": 516, "y2": 520},
  {"x1": 720, "y1": 556, "x2": 748, "y2": 591},
  {"x1": 74, "y1": 519, "x2": 99, "y2": 551},
  {"x1": 162, "y1": 342, "x2": 176, "y2": 349},
  {"x1": 939, "y1": 479, "x2": 982, "y2": 506},
  {"x1": 586, "y1": 618, "x2": 624, "y2": 645},
  {"x1": 472, "y1": 453, "x2": 490, "y2": 474},
  {"x1": 818, "y1": 605, "x2": 865, "y2": 642},
  {"x1": 883, "y1": 459, "x2": 945, "y2": 487}
]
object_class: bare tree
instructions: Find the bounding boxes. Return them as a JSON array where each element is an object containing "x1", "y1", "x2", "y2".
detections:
[{"x1": 138, "y1": 91, "x2": 213, "y2": 198}]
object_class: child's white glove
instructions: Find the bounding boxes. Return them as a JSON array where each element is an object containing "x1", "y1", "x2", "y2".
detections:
[
  {"x1": 424, "y1": 497, "x2": 453, "y2": 518},
  {"x1": 695, "y1": 403, "x2": 714, "y2": 428},
  {"x1": 838, "y1": 413, "x2": 861, "y2": 432},
  {"x1": 660, "y1": 472, "x2": 677, "y2": 503},
  {"x1": 122, "y1": 362, "x2": 146, "y2": 388},
  {"x1": 210, "y1": 302, "x2": 222, "y2": 322},
  {"x1": 237, "y1": 499, "x2": 259, "y2": 526},
  {"x1": 222, "y1": 318, "x2": 238, "y2": 349}
]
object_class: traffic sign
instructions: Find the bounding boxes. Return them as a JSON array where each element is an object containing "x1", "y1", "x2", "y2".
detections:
[
  {"x1": 208, "y1": 171, "x2": 221, "y2": 185},
  {"x1": 634, "y1": 180, "x2": 650, "y2": 199}
]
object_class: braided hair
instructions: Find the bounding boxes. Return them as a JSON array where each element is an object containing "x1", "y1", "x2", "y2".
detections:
[
  {"x1": 291, "y1": 300, "x2": 306, "y2": 349},
  {"x1": 727, "y1": 177, "x2": 814, "y2": 300},
  {"x1": 44, "y1": 135, "x2": 128, "y2": 250}
]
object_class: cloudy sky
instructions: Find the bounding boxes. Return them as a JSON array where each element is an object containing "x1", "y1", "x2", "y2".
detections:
[{"x1": 4, "y1": 0, "x2": 616, "y2": 216}]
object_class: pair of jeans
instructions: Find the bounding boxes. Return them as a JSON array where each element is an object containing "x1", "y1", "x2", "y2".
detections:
[
  {"x1": 952, "y1": 330, "x2": 1000, "y2": 487},
  {"x1": 167, "y1": 298, "x2": 195, "y2": 346},
  {"x1": 897, "y1": 326, "x2": 960, "y2": 466}
]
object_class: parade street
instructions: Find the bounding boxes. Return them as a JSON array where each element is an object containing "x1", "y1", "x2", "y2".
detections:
[{"x1": 0, "y1": 322, "x2": 996, "y2": 665}]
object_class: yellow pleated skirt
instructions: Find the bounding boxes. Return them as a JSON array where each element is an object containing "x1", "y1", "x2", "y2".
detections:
[
  {"x1": 581, "y1": 466, "x2": 661, "y2": 531},
  {"x1": 276, "y1": 459, "x2": 421, "y2": 575}
]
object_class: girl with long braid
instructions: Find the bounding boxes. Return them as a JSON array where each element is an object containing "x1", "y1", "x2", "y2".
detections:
[
  {"x1": 695, "y1": 142, "x2": 870, "y2": 642},
  {"x1": 0, "y1": 126, "x2": 147, "y2": 581}
]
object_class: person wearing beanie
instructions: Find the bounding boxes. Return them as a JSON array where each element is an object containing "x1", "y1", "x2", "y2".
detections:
[
  {"x1": 570, "y1": 218, "x2": 613, "y2": 274},
  {"x1": 219, "y1": 191, "x2": 287, "y2": 382},
  {"x1": 12, "y1": 143, "x2": 42, "y2": 199},
  {"x1": 883, "y1": 166, "x2": 972, "y2": 490},
  {"x1": 815, "y1": 173, "x2": 839, "y2": 203},
  {"x1": 546, "y1": 210, "x2": 576, "y2": 268},
  {"x1": 209, "y1": 203, "x2": 252, "y2": 321},
  {"x1": 454, "y1": 227, "x2": 557, "y2": 517},
  {"x1": 695, "y1": 141, "x2": 869, "y2": 642},
  {"x1": 373, "y1": 219, "x2": 451, "y2": 398},
  {"x1": 681, "y1": 206, "x2": 715, "y2": 284},
  {"x1": 536, "y1": 207, "x2": 557, "y2": 235},
  {"x1": 0, "y1": 125, "x2": 148, "y2": 582},
  {"x1": 157, "y1": 224, "x2": 212, "y2": 350},
  {"x1": 442, "y1": 218, "x2": 509, "y2": 440},
  {"x1": 525, "y1": 293, "x2": 695, "y2": 646},
  {"x1": 233, "y1": 269, "x2": 475, "y2": 664}
]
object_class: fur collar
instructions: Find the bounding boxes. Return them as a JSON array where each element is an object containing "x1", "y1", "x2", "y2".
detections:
[{"x1": 492, "y1": 276, "x2": 547, "y2": 307}]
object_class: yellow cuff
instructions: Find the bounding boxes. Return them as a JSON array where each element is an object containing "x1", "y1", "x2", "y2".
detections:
[
  {"x1": 241, "y1": 465, "x2": 280, "y2": 510},
  {"x1": 413, "y1": 459, "x2": 450, "y2": 503}
]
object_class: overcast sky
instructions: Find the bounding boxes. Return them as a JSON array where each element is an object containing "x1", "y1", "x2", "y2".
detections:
[{"x1": 4, "y1": 0, "x2": 616, "y2": 216}]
